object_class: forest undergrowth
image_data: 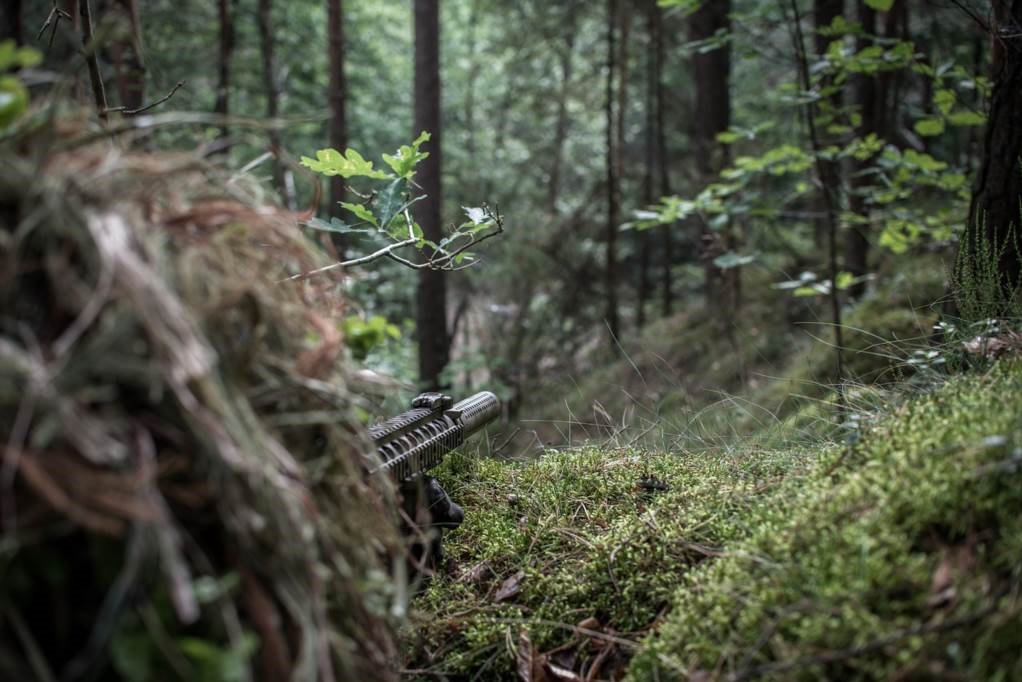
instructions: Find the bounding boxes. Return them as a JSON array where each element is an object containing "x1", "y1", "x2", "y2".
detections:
[{"x1": 405, "y1": 274, "x2": 1022, "y2": 679}]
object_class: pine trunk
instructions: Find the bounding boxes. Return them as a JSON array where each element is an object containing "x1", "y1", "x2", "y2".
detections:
[
  {"x1": 604, "y1": 0, "x2": 620, "y2": 341},
  {"x1": 960, "y1": 0, "x2": 1022, "y2": 294},
  {"x1": 414, "y1": 0, "x2": 448, "y2": 390},
  {"x1": 690, "y1": 0, "x2": 731, "y2": 301},
  {"x1": 257, "y1": 0, "x2": 288, "y2": 202},
  {"x1": 214, "y1": 0, "x2": 234, "y2": 141},
  {"x1": 327, "y1": 0, "x2": 348, "y2": 247}
]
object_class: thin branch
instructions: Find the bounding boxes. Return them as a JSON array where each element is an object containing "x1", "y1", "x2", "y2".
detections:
[
  {"x1": 105, "y1": 81, "x2": 185, "y2": 116},
  {"x1": 282, "y1": 237, "x2": 419, "y2": 281},
  {"x1": 36, "y1": 2, "x2": 73, "y2": 48},
  {"x1": 79, "y1": 0, "x2": 109, "y2": 119}
]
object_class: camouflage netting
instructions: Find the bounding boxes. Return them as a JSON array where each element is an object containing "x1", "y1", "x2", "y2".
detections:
[{"x1": 0, "y1": 126, "x2": 402, "y2": 681}]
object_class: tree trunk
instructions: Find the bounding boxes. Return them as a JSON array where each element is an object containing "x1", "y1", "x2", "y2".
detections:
[
  {"x1": 690, "y1": 0, "x2": 731, "y2": 300},
  {"x1": 604, "y1": 0, "x2": 621, "y2": 341},
  {"x1": 1, "y1": 0, "x2": 24, "y2": 44},
  {"x1": 547, "y1": 6, "x2": 577, "y2": 216},
  {"x1": 637, "y1": 0, "x2": 658, "y2": 330},
  {"x1": 105, "y1": 0, "x2": 144, "y2": 111},
  {"x1": 959, "y1": 0, "x2": 1022, "y2": 295},
  {"x1": 214, "y1": 0, "x2": 235, "y2": 142},
  {"x1": 414, "y1": 0, "x2": 448, "y2": 390},
  {"x1": 813, "y1": 0, "x2": 844, "y2": 249},
  {"x1": 327, "y1": 0, "x2": 347, "y2": 250},
  {"x1": 257, "y1": 0, "x2": 288, "y2": 202},
  {"x1": 845, "y1": 0, "x2": 878, "y2": 298},
  {"x1": 657, "y1": 3, "x2": 673, "y2": 318}
]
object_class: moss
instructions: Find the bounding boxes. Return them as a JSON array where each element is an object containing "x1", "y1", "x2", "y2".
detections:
[
  {"x1": 406, "y1": 362, "x2": 1022, "y2": 680},
  {"x1": 630, "y1": 361, "x2": 1022, "y2": 680}
]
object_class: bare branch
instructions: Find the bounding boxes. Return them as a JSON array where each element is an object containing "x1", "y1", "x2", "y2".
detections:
[{"x1": 105, "y1": 81, "x2": 185, "y2": 117}]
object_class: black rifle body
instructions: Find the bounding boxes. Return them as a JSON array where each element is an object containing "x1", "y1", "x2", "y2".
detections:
[{"x1": 369, "y1": 391, "x2": 500, "y2": 480}]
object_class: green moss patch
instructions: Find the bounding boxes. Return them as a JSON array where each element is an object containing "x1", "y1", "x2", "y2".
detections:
[{"x1": 407, "y1": 362, "x2": 1022, "y2": 680}]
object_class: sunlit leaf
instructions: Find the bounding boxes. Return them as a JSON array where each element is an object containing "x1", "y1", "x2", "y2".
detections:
[
  {"x1": 340, "y1": 201, "x2": 380, "y2": 228},
  {"x1": 948, "y1": 110, "x2": 985, "y2": 126},
  {"x1": 300, "y1": 148, "x2": 390, "y2": 179},
  {"x1": 914, "y1": 117, "x2": 945, "y2": 137}
]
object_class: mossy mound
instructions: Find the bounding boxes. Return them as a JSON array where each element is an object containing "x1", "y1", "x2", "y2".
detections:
[
  {"x1": 0, "y1": 127, "x2": 401, "y2": 680},
  {"x1": 408, "y1": 362, "x2": 1022, "y2": 679}
]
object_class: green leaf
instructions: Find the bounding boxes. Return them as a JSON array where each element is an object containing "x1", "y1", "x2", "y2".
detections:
[
  {"x1": 300, "y1": 148, "x2": 389, "y2": 179},
  {"x1": 0, "y1": 75, "x2": 28, "y2": 129},
  {"x1": 713, "y1": 251, "x2": 757, "y2": 269},
  {"x1": 948, "y1": 110, "x2": 986, "y2": 126},
  {"x1": 934, "y1": 88, "x2": 956, "y2": 116},
  {"x1": 913, "y1": 117, "x2": 945, "y2": 137},
  {"x1": 375, "y1": 178, "x2": 407, "y2": 229},
  {"x1": 340, "y1": 201, "x2": 380, "y2": 228},
  {"x1": 864, "y1": 0, "x2": 894, "y2": 10},
  {"x1": 304, "y1": 217, "x2": 376, "y2": 234},
  {"x1": 110, "y1": 632, "x2": 154, "y2": 682},
  {"x1": 382, "y1": 131, "x2": 431, "y2": 178}
]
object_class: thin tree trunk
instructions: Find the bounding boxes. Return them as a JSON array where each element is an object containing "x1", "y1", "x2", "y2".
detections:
[
  {"x1": 1, "y1": 0, "x2": 24, "y2": 44},
  {"x1": 107, "y1": 0, "x2": 144, "y2": 111},
  {"x1": 414, "y1": 0, "x2": 448, "y2": 390},
  {"x1": 547, "y1": 7, "x2": 577, "y2": 215},
  {"x1": 845, "y1": 0, "x2": 878, "y2": 298},
  {"x1": 813, "y1": 0, "x2": 844, "y2": 249},
  {"x1": 80, "y1": 0, "x2": 108, "y2": 118},
  {"x1": 257, "y1": 0, "x2": 288, "y2": 202},
  {"x1": 604, "y1": 0, "x2": 620, "y2": 341},
  {"x1": 637, "y1": 0, "x2": 657, "y2": 330},
  {"x1": 690, "y1": 0, "x2": 731, "y2": 301},
  {"x1": 214, "y1": 0, "x2": 234, "y2": 141},
  {"x1": 959, "y1": 0, "x2": 1022, "y2": 295},
  {"x1": 791, "y1": 0, "x2": 845, "y2": 407},
  {"x1": 657, "y1": 3, "x2": 673, "y2": 318},
  {"x1": 327, "y1": 0, "x2": 348, "y2": 250},
  {"x1": 465, "y1": 0, "x2": 479, "y2": 173}
]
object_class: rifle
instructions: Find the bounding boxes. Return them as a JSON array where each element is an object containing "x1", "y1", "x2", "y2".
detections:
[
  {"x1": 369, "y1": 391, "x2": 501, "y2": 480},
  {"x1": 369, "y1": 391, "x2": 501, "y2": 566}
]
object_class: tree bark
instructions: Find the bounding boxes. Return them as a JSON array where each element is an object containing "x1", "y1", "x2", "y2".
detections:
[
  {"x1": 845, "y1": 1, "x2": 878, "y2": 298},
  {"x1": 106, "y1": 0, "x2": 144, "y2": 111},
  {"x1": 657, "y1": 4, "x2": 673, "y2": 318},
  {"x1": 547, "y1": 6, "x2": 577, "y2": 216},
  {"x1": 1, "y1": 0, "x2": 24, "y2": 44},
  {"x1": 327, "y1": 0, "x2": 348, "y2": 249},
  {"x1": 604, "y1": 0, "x2": 621, "y2": 341},
  {"x1": 690, "y1": 0, "x2": 731, "y2": 301},
  {"x1": 257, "y1": 0, "x2": 288, "y2": 202},
  {"x1": 813, "y1": 0, "x2": 844, "y2": 249},
  {"x1": 214, "y1": 0, "x2": 235, "y2": 141},
  {"x1": 414, "y1": 0, "x2": 448, "y2": 390},
  {"x1": 959, "y1": 0, "x2": 1022, "y2": 294},
  {"x1": 637, "y1": 0, "x2": 658, "y2": 330}
]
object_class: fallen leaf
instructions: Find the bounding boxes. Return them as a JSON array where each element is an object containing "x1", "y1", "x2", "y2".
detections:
[
  {"x1": 516, "y1": 631, "x2": 550, "y2": 682},
  {"x1": 496, "y1": 570, "x2": 525, "y2": 602}
]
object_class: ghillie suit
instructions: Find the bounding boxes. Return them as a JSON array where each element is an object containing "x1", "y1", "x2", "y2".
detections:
[{"x1": 0, "y1": 123, "x2": 403, "y2": 681}]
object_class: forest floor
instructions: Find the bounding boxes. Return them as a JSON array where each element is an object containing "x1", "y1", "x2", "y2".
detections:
[{"x1": 404, "y1": 269, "x2": 1022, "y2": 680}]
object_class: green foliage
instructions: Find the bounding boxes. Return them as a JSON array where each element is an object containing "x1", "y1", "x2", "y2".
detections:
[
  {"x1": 954, "y1": 213, "x2": 1022, "y2": 321},
  {"x1": 343, "y1": 315, "x2": 401, "y2": 360},
  {"x1": 300, "y1": 133, "x2": 501, "y2": 270},
  {"x1": 0, "y1": 40, "x2": 40, "y2": 130},
  {"x1": 411, "y1": 363, "x2": 1022, "y2": 679},
  {"x1": 629, "y1": 362, "x2": 1022, "y2": 680}
]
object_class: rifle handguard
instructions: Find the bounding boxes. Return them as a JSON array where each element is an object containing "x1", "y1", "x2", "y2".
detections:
[{"x1": 369, "y1": 391, "x2": 501, "y2": 480}]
